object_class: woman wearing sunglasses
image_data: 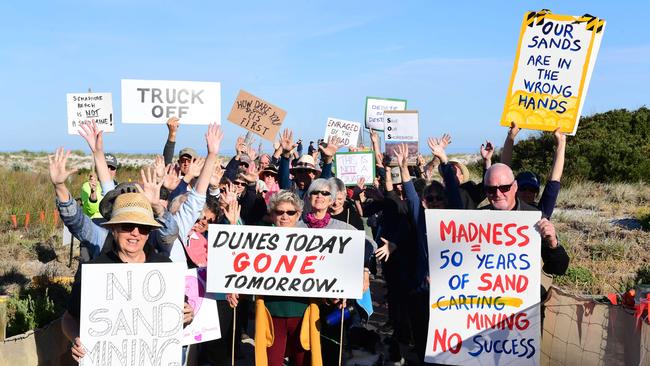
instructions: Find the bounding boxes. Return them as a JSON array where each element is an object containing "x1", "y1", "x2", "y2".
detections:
[{"x1": 61, "y1": 192, "x2": 195, "y2": 362}]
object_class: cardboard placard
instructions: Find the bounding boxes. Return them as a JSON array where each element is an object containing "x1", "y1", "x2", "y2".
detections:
[
  {"x1": 66, "y1": 93, "x2": 114, "y2": 134},
  {"x1": 365, "y1": 97, "x2": 407, "y2": 131},
  {"x1": 501, "y1": 11, "x2": 605, "y2": 135},
  {"x1": 324, "y1": 117, "x2": 361, "y2": 148},
  {"x1": 384, "y1": 110, "x2": 419, "y2": 166},
  {"x1": 227, "y1": 89, "x2": 287, "y2": 141},
  {"x1": 207, "y1": 224, "x2": 365, "y2": 299},
  {"x1": 424, "y1": 210, "x2": 541, "y2": 366},
  {"x1": 182, "y1": 267, "x2": 221, "y2": 345},
  {"x1": 121, "y1": 79, "x2": 221, "y2": 124},
  {"x1": 79, "y1": 263, "x2": 185, "y2": 366},
  {"x1": 334, "y1": 152, "x2": 375, "y2": 186}
]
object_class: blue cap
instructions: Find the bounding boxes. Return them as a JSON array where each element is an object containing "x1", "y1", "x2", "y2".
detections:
[{"x1": 516, "y1": 171, "x2": 540, "y2": 190}]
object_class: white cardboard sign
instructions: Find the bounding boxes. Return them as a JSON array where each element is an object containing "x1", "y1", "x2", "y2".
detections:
[
  {"x1": 79, "y1": 263, "x2": 185, "y2": 366},
  {"x1": 66, "y1": 93, "x2": 114, "y2": 134},
  {"x1": 121, "y1": 79, "x2": 221, "y2": 124},
  {"x1": 334, "y1": 152, "x2": 375, "y2": 186},
  {"x1": 207, "y1": 224, "x2": 365, "y2": 299},
  {"x1": 182, "y1": 267, "x2": 221, "y2": 345},
  {"x1": 424, "y1": 210, "x2": 541, "y2": 366},
  {"x1": 384, "y1": 110, "x2": 419, "y2": 166},
  {"x1": 364, "y1": 97, "x2": 407, "y2": 131},
  {"x1": 324, "y1": 117, "x2": 361, "y2": 148}
]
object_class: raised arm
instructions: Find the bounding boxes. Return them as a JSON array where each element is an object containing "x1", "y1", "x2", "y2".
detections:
[
  {"x1": 78, "y1": 122, "x2": 113, "y2": 191},
  {"x1": 538, "y1": 128, "x2": 566, "y2": 218},
  {"x1": 163, "y1": 117, "x2": 180, "y2": 165},
  {"x1": 500, "y1": 122, "x2": 520, "y2": 167},
  {"x1": 319, "y1": 135, "x2": 341, "y2": 179},
  {"x1": 278, "y1": 129, "x2": 295, "y2": 189}
]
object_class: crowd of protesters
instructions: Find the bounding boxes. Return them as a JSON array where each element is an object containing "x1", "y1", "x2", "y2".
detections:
[{"x1": 51, "y1": 118, "x2": 569, "y2": 365}]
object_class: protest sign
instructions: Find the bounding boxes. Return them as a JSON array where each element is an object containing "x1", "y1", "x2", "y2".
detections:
[
  {"x1": 324, "y1": 117, "x2": 360, "y2": 147},
  {"x1": 334, "y1": 151, "x2": 375, "y2": 186},
  {"x1": 424, "y1": 210, "x2": 541, "y2": 366},
  {"x1": 502, "y1": 11, "x2": 606, "y2": 135},
  {"x1": 207, "y1": 224, "x2": 365, "y2": 299},
  {"x1": 227, "y1": 89, "x2": 287, "y2": 141},
  {"x1": 384, "y1": 110, "x2": 419, "y2": 166},
  {"x1": 79, "y1": 263, "x2": 185, "y2": 366},
  {"x1": 66, "y1": 93, "x2": 114, "y2": 134},
  {"x1": 364, "y1": 97, "x2": 407, "y2": 131},
  {"x1": 183, "y1": 267, "x2": 221, "y2": 345},
  {"x1": 121, "y1": 79, "x2": 221, "y2": 124}
]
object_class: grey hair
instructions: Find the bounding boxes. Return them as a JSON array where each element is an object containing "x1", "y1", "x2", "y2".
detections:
[
  {"x1": 329, "y1": 177, "x2": 346, "y2": 194},
  {"x1": 268, "y1": 190, "x2": 304, "y2": 213},
  {"x1": 484, "y1": 163, "x2": 515, "y2": 184},
  {"x1": 302, "y1": 178, "x2": 338, "y2": 215}
]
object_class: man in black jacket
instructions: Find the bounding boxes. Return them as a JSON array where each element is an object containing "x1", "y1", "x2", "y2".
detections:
[{"x1": 482, "y1": 163, "x2": 569, "y2": 276}]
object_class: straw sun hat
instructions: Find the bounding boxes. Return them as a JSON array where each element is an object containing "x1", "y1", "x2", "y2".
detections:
[{"x1": 101, "y1": 192, "x2": 161, "y2": 228}]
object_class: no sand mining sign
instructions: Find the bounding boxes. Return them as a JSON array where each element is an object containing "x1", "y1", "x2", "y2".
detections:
[{"x1": 502, "y1": 10, "x2": 605, "y2": 135}]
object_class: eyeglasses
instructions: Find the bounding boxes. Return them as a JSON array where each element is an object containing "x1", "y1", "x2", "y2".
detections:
[
  {"x1": 117, "y1": 223, "x2": 152, "y2": 234},
  {"x1": 309, "y1": 190, "x2": 331, "y2": 197},
  {"x1": 233, "y1": 181, "x2": 247, "y2": 187},
  {"x1": 485, "y1": 183, "x2": 514, "y2": 195},
  {"x1": 273, "y1": 210, "x2": 298, "y2": 216}
]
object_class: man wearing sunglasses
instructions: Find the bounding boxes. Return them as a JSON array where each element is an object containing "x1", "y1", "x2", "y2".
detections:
[{"x1": 482, "y1": 163, "x2": 569, "y2": 276}]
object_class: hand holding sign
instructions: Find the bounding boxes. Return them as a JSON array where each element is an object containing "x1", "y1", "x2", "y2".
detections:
[{"x1": 70, "y1": 336, "x2": 85, "y2": 362}]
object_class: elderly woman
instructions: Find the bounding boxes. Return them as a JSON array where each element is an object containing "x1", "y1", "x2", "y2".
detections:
[
  {"x1": 60, "y1": 191, "x2": 194, "y2": 362},
  {"x1": 328, "y1": 178, "x2": 364, "y2": 230}
]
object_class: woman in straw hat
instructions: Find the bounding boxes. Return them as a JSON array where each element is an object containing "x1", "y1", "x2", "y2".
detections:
[{"x1": 52, "y1": 150, "x2": 195, "y2": 362}]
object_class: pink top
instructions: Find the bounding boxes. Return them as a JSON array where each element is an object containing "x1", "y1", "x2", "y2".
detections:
[{"x1": 186, "y1": 231, "x2": 208, "y2": 267}]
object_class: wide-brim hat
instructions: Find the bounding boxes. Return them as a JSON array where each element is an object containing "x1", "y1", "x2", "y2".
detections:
[
  {"x1": 442, "y1": 159, "x2": 470, "y2": 184},
  {"x1": 101, "y1": 192, "x2": 162, "y2": 228},
  {"x1": 99, "y1": 182, "x2": 140, "y2": 219},
  {"x1": 290, "y1": 155, "x2": 321, "y2": 174},
  {"x1": 259, "y1": 165, "x2": 279, "y2": 178}
]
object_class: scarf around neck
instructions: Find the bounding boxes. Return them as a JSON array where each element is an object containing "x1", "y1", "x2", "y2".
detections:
[{"x1": 304, "y1": 212, "x2": 331, "y2": 228}]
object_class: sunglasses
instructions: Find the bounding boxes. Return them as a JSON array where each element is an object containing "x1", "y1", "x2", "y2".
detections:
[
  {"x1": 199, "y1": 215, "x2": 216, "y2": 224},
  {"x1": 274, "y1": 209, "x2": 298, "y2": 216},
  {"x1": 108, "y1": 166, "x2": 117, "y2": 171},
  {"x1": 233, "y1": 181, "x2": 247, "y2": 187},
  {"x1": 485, "y1": 183, "x2": 514, "y2": 195},
  {"x1": 519, "y1": 186, "x2": 539, "y2": 193},
  {"x1": 309, "y1": 190, "x2": 331, "y2": 197},
  {"x1": 117, "y1": 223, "x2": 152, "y2": 234}
]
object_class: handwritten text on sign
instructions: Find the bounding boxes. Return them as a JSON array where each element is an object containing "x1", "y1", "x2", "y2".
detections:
[
  {"x1": 424, "y1": 210, "x2": 541, "y2": 366},
  {"x1": 207, "y1": 224, "x2": 365, "y2": 299},
  {"x1": 502, "y1": 12, "x2": 605, "y2": 135},
  {"x1": 324, "y1": 117, "x2": 360, "y2": 148},
  {"x1": 66, "y1": 93, "x2": 114, "y2": 135},
  {"x1": 79, "y1": 263, "x2": 185, "y2": 366},
  {"x1": 365, "y1": 97, "x2": 407, "y2": 131},
  {"x1": 227, "y1": 90, "x2": 287, "y2": 141},
  {"x1": 121, "y1": 79, "x2": 221, "y2": 124},
  {"x1": 334, "y1": 152, "x2": 375, "y2": 186}
]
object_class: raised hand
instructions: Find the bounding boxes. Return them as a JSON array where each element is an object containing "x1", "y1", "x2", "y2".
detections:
[
  {"x1": 427, "y1": 137, "x2": 448, "y2": 163},
  {"x1": 279, "y1": 129, "x2": 296, "y2": 155},
  {"x1": 205, "y1": 123, "x2": 224, "y2": 155},
  {"x1": 186, "y1": 158, "x2": 205, "y2": 180},
  {"x1": 225, "y1": 200, "x2": 241, "y2": 225},
  {"x1": 153, "y1": 155, "x2": 166, "y2": 181},
  {"x1": 319, "y1": 135, "x2": 341, "y2": 159},
  {"x1": 162, "y1": 164, "x2": 182, "y2": 191},
  {"x1": 375, "y1": 237, "x2": 397, "y2": 262},
  {"x1": 210, "y1": 159, "x2": 224, "y2": 187},
  {"x1": 440, "y1": 133, "x2": 452, "y2": 148},
  {"x1": 553, "y1": 127, "x2": 566, "y2": 146},
  {"x1": 507, "y1": 122, "x2": 520, "y2": 141},
  {"x1": 480, "y1": 140, "x2": 494, "y2": 161},
  {"x1": 394, "y1": 143, "x2": 409, "y2": 168},
  {"x1": 241, "y1": 161, "x2": 259, "y2": 183},
  {"x1": 247, "y1": 145, "x2": 258, "y2": 161},
  {"x1": 49, "y1": 147, "x2": 78, "y2": 186},
  {"x1": 222, "y1": 183, "x2": 238, "y2": 205},
  {"x1": 356, "y1": 177, "x2": 366, "y2": 190},
  {"x1": 166, "y1": 117, "x2": 180, "y2": 141},
  {"x1": 235, "y1": 135, "x2": 247, "y2": 156},
  {"x1": 139, "y1": 166, "x2": 164, "y2": 205},
  {"x1": 78, "y1": 121, "x2": 104, "y2": 153},
  {"x1": 369, "y1": 128, "x2": 379, "y2": 146}
]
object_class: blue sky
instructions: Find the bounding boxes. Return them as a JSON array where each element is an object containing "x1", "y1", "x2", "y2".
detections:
[{"x1": 1, "y1": 1, "x2": 648, "y2": 156}]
